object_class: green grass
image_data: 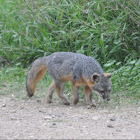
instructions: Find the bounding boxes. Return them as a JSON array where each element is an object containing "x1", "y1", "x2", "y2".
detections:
[
  {"x1": 0, "y1": 66, "x2": 51, "y2": 98},
  {"x1": 0, "y1": 66, "x2": 139, "y2": 108}
]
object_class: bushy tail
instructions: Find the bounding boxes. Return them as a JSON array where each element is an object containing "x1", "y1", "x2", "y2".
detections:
[{"x1": 26, "y1": 57, "x2": 47, "y2": 97}]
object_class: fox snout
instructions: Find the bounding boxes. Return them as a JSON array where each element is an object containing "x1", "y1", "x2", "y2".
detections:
[
  {"x1": 102, "y1": 93, "x2": 110, "y2": 101},
  {"x1": 107, "y1": 98, "x2": 110, "y2": 101}
]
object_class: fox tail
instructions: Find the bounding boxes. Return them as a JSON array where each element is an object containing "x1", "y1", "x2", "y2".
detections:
[{"x1": 26, "y1": 57, "x2": 47, "y2": 97}]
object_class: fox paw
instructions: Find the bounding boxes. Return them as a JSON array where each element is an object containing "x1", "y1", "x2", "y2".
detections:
[
  {"x1": 47, "y1": 98, "x2": 52, "y2": 104},
  {"x1": 87, "y1": 103, "x2": 96, "y2": 109},
  {"x1": 63, "y1": 101, "x2": 70, "y2": 106},
  {"x1": 91, "y1": 103, "x2": 96, "y2": 107}
]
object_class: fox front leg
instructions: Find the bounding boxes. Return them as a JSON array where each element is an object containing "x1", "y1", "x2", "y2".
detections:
[{"x1": 85, "y1": 86, "x2": 96, "y2": 108}]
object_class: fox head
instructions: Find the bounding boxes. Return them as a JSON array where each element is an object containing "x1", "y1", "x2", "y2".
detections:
[{"x1": 88, "y1": 73, "x2": 113, "y2": 101}]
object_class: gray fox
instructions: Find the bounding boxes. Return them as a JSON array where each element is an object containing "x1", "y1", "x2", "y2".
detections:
[{"x1": 26, "y1": 52, "x2": 113, "y2": 107}]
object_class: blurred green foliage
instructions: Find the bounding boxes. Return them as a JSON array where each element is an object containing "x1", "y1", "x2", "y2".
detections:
[{"x1": 0, "y1": 0, "x2": 139, "y2": 66}]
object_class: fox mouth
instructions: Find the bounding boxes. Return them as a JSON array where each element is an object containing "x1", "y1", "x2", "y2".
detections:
[{"x1": 92, "y1": 90, "x2": 110, "y2": 101}]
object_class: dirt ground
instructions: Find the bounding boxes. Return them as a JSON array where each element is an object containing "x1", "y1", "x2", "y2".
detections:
[{"x1": 0, "y1": 94, "x2": 140, "y2": 139}]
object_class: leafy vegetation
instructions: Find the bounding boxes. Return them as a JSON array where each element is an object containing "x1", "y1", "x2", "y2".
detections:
[
  {"x1": 105, "y1": 59, "x2": 140, "y2": 100},
  {"x1": 0, "y1": 0, "x2": 139, "y2": 104},
  {"x1": 0, "y1": 0, "x2": 139, "y2": 66}
]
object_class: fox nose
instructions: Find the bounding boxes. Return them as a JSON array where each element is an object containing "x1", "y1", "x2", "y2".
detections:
[{"x1": 107, "y1": 98, "x2": 110, "y2": 101}]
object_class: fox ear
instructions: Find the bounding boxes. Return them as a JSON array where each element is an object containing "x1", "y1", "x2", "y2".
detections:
[
  {"x1": 104, "y1": 73, "x2": 113, "y2": 79},
  {"x1": 91, "y1": 73, "x2": 101, "y2": 83}
]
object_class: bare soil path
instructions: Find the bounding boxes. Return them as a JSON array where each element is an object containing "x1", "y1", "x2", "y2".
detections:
[{"x1": 0, "y1": 95, "x2": 140, "y2": 139}]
